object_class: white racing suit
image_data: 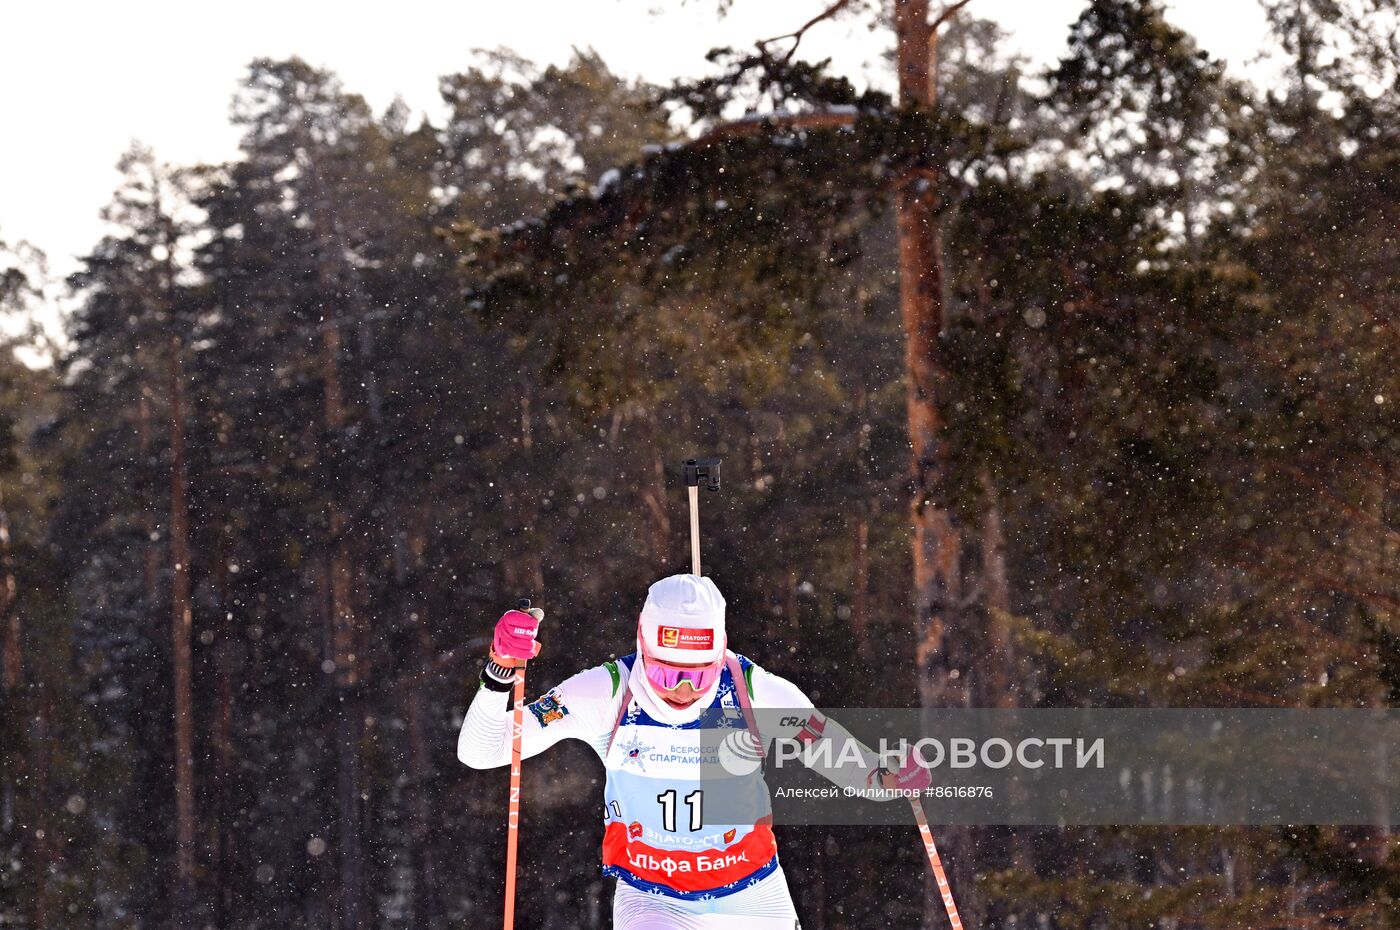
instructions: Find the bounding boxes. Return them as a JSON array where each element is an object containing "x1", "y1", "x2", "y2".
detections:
[{"x1": 458, "y1": 650, "x2": 877, "y2": 928}]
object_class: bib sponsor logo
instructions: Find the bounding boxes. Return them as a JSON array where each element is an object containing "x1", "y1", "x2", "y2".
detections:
[
  {"x1": 627, "y1": 848, "x2": 750, "y2": 876},
  {"x1": 657, "y1": 626, "x2": 714, "y2": 650},
  {"x1": 602, "y1": 820, "x2": 777, "y2": 893},
  {"x1": 634, "y1": 825, "x2": 735, "y2": 850},
  {"x1": 628, "y1": 821, "x2": 644, "y2": 839}
]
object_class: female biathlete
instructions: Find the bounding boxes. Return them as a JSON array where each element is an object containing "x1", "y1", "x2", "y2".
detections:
[{"x1": 459, "y1": 573, "x2": 929, "y2": 929}]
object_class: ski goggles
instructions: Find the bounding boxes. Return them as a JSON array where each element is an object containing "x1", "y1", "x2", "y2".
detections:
[{"x1": 642, "y1": 656, "x2": 723, "y2": 693}]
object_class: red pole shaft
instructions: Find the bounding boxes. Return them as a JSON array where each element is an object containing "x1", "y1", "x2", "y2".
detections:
[
  {"x1": 503, "y1": 664, "x2": 526, "y2": 930},
  {"x1": 909, "y1": 798, "x2": 964, "y2": 930}
]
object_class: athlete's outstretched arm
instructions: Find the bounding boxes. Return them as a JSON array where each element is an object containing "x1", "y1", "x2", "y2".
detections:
[
  {"x1": 457, "y1": 667, "x2": 607, "y2": 769},
  {"x1": 750, "y1": 664, "x2": 926, "y2": 796},
  {"x1": 749, "y1": 665, "x2": 877, "y2": 789}
]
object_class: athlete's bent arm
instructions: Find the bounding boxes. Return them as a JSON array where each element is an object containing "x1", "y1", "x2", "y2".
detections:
[
  {"x1": 749, "y1": 664, "x2": 889, "y2": 793},
  {"x1": 458, "y1": 663, "x2": 614, "y2": 769},
  {"x1": 750, "y1": 662, "x2": 931, "y2": 795}
]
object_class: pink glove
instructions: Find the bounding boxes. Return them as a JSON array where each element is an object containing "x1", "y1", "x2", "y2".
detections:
[
  {"x1": 491, "y1": 608, "x2": 542, "y2": 664},
  {"x1": 875, "y1": 751, "x2": 932, "y2": 792}
]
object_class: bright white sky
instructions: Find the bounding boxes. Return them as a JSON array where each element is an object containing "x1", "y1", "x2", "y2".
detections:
[{"x1": 2, "y1": 0, "x2": 1272, "y2": 280}]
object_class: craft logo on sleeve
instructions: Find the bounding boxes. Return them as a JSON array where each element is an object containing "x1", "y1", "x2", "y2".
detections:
[
  {"x1": 657, "y1": 626, "x2": 714, "y2": 650},
  {"x1": 527, "y1": 690, "x2": 569, "y2": 727}
]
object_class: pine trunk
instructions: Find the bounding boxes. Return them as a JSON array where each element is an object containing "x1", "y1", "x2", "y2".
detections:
[
  {"x1": 978, "y1": 470, "x2": 1015, "y2": 710},
  {"x1": 407, "y1": 622, "x2": 439, "y2": 929},
  {"x1": 641, "y1": 421, "x2": 672, "y2": 569},
  {"x1": 895, "y1": 2, "x2": 974, "y2": 924},
  {"x1": 851, "y1": 512, "x2": 870, "y2": 652},
  {"x1": 0, "y1": 487, "x2": 18, "y2": 693},
  {"x1": 168, "y1": 332, "x2": 198, "y2": 924},
  {"x1": 0, "y1": 484, "x2": 22, "y2": 921},
  {"x1": 395, "y1": 520, "x2": 439, "y2": 929},
  {"x1": 321, "y1": 322, "x2": 364, "y2": 930},
  {"x1": 139, "y1": 386, "x2": 161, "y2": 607},
  {"x1": 28, "y1": 690, "x2": 52, "y2": 930},
  {"x1": 214, "y1": 643, "x2": 235, "y2": 922},
  {"x1": 851, "y1": 387, "x2": 872, "y2": 655},
  {"x1": 897, "y1": 0, "x2": 964, "y2": 710},
  {"x1": 212, "y1": 541, "x2": 237, "y2": 927},
  {"x1": 979, "y1": 470, "x2": 1031, "y2": 876}
]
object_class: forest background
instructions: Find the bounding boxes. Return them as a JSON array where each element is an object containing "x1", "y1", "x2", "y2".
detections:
[{"x1": 1, "y1": 0, "x2": 1397, "y2": 928}]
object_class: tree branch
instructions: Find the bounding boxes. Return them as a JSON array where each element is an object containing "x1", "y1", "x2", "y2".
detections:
[
  {"x1": 931, "y1": 0, "x2": 977, "y2": 31},
  {"x1": 1274, "y1": 462, "x2": 1400, "y2": 544},
  {"x1": 756, "y1": 0, "x2": 856, "y2": 63},
  {"x1": 694, "y1": 108, "x2": 859, "y2": 146},
  {"x1": 1232, "y1": 541, "x2": 1400, "y2": 615}
]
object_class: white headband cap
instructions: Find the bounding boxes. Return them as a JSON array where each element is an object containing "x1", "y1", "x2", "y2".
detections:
[{"x1": 638, "y1": 573, "x2": 726, "y2": 664}]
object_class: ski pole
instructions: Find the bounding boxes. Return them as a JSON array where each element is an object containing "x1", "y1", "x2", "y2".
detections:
[
  {"x1": 908, "y1": 797, "x2": 965, "y2": 930},
  {"x1": 682, "y1": 457, "x2": 721, "y2": 574},
  {"x1": 503, "y1": 597, "x2": 537, "y2": 930}
]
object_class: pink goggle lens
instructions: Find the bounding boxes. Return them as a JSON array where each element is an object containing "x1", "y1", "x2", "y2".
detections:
[{"x1": 644, "y1": 659, "x2": 722, "y2": 693}]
